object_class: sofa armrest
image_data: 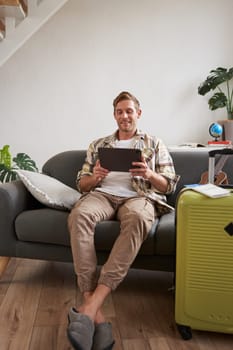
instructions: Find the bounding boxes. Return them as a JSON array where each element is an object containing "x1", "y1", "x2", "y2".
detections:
[{"x1": 0, "y1": 180, "x2": 32, "y2": 256}]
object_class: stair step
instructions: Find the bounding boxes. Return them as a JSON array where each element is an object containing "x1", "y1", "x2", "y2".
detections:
[{"x1": 0, "y1": 1, "x2": 26, "y2": 20}]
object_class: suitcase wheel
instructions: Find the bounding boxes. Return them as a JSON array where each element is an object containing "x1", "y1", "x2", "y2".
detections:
[{"x1": 177, "y1": 324, "x2": 192, "y2": 340}]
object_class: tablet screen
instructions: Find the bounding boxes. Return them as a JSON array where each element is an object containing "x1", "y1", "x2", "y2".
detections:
[{"x1": 98, "y1": 148, "x2": 142, "y2": 172}]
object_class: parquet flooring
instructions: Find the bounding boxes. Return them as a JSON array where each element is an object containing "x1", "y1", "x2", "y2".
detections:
[{"x1": 0, "y1": 257, "x2": 232, "y2": 350}]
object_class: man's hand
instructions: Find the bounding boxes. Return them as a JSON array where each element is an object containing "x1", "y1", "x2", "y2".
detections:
[
  {"x1": 79, "y1": 160, "x2": 109, "y2": 193},
  {"x1": 130, "y1": 157, "x2": 152, "y2": 180},
  {"x1": 130, "y1": 157, "x2": 168, "y2": 193},
  {"x1": 93, "y1": 160, "x2": 109, "y2": 183}
]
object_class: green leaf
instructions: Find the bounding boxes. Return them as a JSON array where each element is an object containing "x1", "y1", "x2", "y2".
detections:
[
  {"x1": 0, "y1": 145, "x2": 11, "y2": 168},
  {"x1": 208, "y1": 92, "x2": 227, "y2": 110},
  {"x1": 0, "y1": 164, "x2": 18, "y2": 183},
  {"x1": 198, "y1": 67, "x2": 233, "y2": 95},
  {"x1": 13, "y1": 153, "x2": 38, "y2": 172},
  {"x1": 0, "y1": 147, "x2": 38, "y2": 183}
]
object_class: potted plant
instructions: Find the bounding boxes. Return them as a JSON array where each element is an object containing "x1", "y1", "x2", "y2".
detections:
[
  {"x1": 198, "y1": 67, "x2": 233, "y2": 140},
  {"x1": 0, "y1": 145, "x2": 38, "y2": 183},
  {"x1": 198, "y1": 67, "x2": 233, "y2": 119}
]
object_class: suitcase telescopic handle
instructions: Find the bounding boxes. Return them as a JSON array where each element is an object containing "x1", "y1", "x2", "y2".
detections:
[
  {"x1": 209, "y1": 148, "x2": 233, "y2": 157},
  {"x1": 208, "y1": 148, "x2": 233, "y2": 183}
]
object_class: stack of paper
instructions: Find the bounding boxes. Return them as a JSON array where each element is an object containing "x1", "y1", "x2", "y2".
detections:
[{"x1": 185, "y1": 183, "x2": 231, "y2": 198}]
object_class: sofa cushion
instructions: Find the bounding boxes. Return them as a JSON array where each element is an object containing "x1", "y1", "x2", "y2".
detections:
[
  {"x1": 16, "y1": 169, "x2": 81, "y2": 210},
  {"x1": 15, "y1": 209, "x2": 165, "y2": 255},
  {"x1": 15, "y1": 209, "x2": 71, "y2": 246},
  {"x1": 154, "y1": 211, "x2": 175, "y2": 255}
]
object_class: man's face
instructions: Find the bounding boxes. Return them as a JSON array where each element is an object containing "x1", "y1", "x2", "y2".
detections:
[{"x1": 114, "y1": 99, "x2": 141, "y2": 135}]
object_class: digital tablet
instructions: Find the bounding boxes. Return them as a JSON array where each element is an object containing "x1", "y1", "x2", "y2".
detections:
[{"x1": 98, "y1": 147, "x2": 142, "y2": 172}]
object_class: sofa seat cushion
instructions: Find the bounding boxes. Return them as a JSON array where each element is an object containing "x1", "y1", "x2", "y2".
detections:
[
  {"x1": 154, "y1": 211, "x2": 175, "y2": 255},
  {"x1": 14, "y1": 208, "x2": 166, "y2": 255},
  {"x1": 15, "y1": 209, "x2": 71, "y2": 246},
  {"x1": 15, "y1": 208, "x2": 175, "y2": 255}
]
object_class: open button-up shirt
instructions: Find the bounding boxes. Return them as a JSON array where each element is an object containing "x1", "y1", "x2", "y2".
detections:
[{"x1": 77, "y1": 130, "x2": 180, "y2": 215}]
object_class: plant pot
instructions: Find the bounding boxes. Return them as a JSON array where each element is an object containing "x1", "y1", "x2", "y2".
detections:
[{"x1": 217, "y1": 119, "x2": 233, "y2": 142}]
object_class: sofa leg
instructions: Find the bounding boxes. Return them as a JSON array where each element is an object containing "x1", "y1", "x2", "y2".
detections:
[{"x1": 0, "y1": 257, "x2": 10, "y2": 278}]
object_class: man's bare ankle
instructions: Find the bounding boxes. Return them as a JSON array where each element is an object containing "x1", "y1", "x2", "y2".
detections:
[
  {"x1": 77, "y1": 304, "x2": 96, "y2": 322},
  {"x1": 95, "y1": 310, "x2": 106, "y2": 324}
]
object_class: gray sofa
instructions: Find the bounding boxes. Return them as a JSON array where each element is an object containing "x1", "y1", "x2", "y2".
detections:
[{"x1": 1, "y1": 148, "x2": 232, "y2": 273}]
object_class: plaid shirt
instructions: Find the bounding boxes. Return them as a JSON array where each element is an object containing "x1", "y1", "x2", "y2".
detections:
[{"x1": 77, "y1": 130, "x2": 180, "y2": 214}]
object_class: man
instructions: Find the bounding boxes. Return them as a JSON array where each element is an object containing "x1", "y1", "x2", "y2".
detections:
[{"x1": 67, "y1": 91, "x2": 179, "y2": 350}]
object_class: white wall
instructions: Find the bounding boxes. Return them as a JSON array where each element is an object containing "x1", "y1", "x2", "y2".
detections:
[{"x1": 0, "y1": 0, "x2": 233, "y2": 169}]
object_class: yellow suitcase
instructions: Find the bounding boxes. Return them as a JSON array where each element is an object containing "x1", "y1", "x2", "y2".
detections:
[{"x1": 175, "y1": 188, "x2": 233, "y2": 340}]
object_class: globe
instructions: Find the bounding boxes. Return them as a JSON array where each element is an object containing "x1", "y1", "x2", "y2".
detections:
[{"x1": 209, "y1": 123, "x2": 223, "y2": 141}]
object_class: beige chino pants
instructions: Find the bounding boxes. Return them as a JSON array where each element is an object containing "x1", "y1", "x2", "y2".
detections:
[{"x1": 68, "y1": 191, "x2": 157, "y2": 292}]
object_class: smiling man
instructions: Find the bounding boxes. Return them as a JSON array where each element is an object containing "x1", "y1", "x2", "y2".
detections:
[{"x1": 67, "y1": 91, "x2": 179, "y2": 350}]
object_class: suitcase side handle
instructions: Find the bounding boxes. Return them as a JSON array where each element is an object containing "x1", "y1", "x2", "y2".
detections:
[{"x1": 209, "y1": 148, "x2": 233, "y2": 157}]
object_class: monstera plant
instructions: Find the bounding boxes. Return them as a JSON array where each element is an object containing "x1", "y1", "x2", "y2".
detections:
[
  {"x1": 198, "y1": 67, "x2": 233, "y2": 120},
  {"x1": 0, "y1": 145, "x2": 38, "y2": 183}
]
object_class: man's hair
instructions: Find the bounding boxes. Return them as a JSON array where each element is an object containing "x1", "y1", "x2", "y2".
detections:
[{"x1": 113, "y1": 91, "x2": 140, "y2": 111}]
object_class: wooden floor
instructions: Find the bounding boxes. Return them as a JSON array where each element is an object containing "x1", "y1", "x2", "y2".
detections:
[{"x1": 0, "y1": 257, "x2": 233, "y2": 350}]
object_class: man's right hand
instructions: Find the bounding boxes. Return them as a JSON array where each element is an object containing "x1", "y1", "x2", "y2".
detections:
[
  {"x1": 79, "y1": 160, "x2": 109, "y2": 192},
  {"x1": 93, "y1": 160, "x2": 109, "y2": 183}
]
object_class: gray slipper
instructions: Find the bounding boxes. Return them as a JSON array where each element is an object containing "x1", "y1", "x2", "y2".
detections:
[
  {"x1": 92, "y1": 322, "x2": 115, "y2": 350},
  {"x1": 67, "y1": 307, "x2": 95, "y2": 350}
]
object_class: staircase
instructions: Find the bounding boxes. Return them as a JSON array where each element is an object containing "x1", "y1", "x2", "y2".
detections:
[{"x1": 0, "y1": 0, "x2": 69, "y2": 67}]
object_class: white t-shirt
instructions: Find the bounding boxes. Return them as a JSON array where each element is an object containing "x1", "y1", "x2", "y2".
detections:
[{"x1": 96, "y1": 139, "x2": 139, "y2": 198}]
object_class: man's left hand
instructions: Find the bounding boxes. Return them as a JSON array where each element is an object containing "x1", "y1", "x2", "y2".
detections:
[{"x1": 130, "y1": 157, "x2": 153, "y2": 180}]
